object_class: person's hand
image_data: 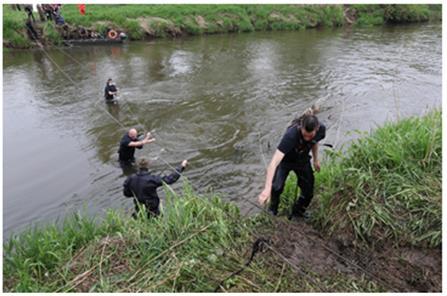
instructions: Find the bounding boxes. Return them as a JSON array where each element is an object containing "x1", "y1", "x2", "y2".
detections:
[
  {"x1": 146, "y1": 132, "x2": 152, "y2": 139},
  {"x1": 181, "y1": 160, "x2": 188, "y2": 168},
  {"x1": 258, "y1": 188, "x2": 270, "y2": 206},
  {"x1": 145, "y1": 138, "x2": 156, "y2": 144},
  {"x1": 313, "y1": 159, "x2": 321, "y2": 172}
]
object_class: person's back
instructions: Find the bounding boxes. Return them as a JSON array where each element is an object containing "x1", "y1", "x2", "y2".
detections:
[{"x1": 123, "y1": 158, "x2": 187, "y2": 217}]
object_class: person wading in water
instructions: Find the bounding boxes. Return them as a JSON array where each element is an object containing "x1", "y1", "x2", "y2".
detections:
[
  {"x1": 118, "y1": 128, "x2": 155, "y2": 165},
  {"x1": 123, "y1": 158, "x2": 188, "y2": 218},
  {"x1": 104, "y1": 78, "x2": 118, "y2": 103},
  {"x1": 258, "y1": 106, "x2": 326, "y2": 219}
]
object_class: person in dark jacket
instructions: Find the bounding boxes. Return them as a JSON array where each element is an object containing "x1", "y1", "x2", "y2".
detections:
[
  {"x1": 118, "y1": 128, "x2": 155, "y2": 164},
  {"x1": 123, "y1": 158, "x2": 188, "y2": 218},
  {"x1": 104, "y1": 78, "x2": 118, "y2": 102},
  {"x1": 258, "y1": 112, "x2": 326, "y2": 219}
]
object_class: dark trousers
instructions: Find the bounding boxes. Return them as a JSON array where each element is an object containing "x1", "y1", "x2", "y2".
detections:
[
  {"x1": 269, "y1": 161, "x2": 314, "y2": 215},
  {"x1": 133, "y1": 199, "x2": 160, "y2": 219}
]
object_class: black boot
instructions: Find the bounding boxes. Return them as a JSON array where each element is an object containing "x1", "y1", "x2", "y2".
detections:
[
  {"x1": 288, "y1": 196, "x2": 307, "y2": 220},
  {"x1": 268, "y1": 205, "x2": 278, "y2": 216}
]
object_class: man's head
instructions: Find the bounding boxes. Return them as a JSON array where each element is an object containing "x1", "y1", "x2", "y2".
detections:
[
  {"x1": 300, "y1": 115, "x2": 319, "y2": 141},
  {"x1": 107, "y1": 78, "x2": 112, "y2": 84},
  {"x1": 128, "y1": 128, "x2": 138, "y2": 140},
  {"x1": 138, "y1": 158, "x2": 149, "y2": 170}
]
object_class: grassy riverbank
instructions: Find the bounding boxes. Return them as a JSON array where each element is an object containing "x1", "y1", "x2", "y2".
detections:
[
  {"x1": 2, "y1": 186, "x2": 382, "y2": 292},
  {"x1": 4, "y1": 111, "x2": 441, "y2": 292},
  {"x1": 3, "y1": 4, "x2": 442, "y2": 49},
  {"x1": 282, "y1": 110, "x2": 442, "y2": 249}
]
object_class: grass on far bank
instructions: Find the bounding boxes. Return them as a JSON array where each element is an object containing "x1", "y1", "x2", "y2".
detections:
[{"x1": 3, "y1": 4, "x2": 441, "y2": 48}]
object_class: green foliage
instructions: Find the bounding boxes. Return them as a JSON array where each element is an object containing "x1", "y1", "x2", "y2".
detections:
[
  {"x1": 42, "y1": 22, "x2": 62, "y2": 45},
  {"x1": 3, "y1": 183, "x2": 249, "y2": 292},
  {"x1": 3, "y1": 5, "x2": 32, "y2": 48},
  {"x1": 383, "y1": 5, "x2": 430, "y2": 23},
  {"x1": 123, "y1": 19, "x2": 144, "y2": 40},
  {"x1": 3, "y1": 4, "x2": 441, "y2": 47},
  {"x1": 353, "y1": 4, "x2": 433, "y2": 26},
  {"x1": 307, "y1": 111, "x2": 441, "y2": 248}
]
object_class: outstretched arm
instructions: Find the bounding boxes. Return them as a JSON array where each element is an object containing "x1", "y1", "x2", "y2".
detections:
[
  {"x1": 128, "y1": 132, "x2": 156, "y2": 148},
  {"x1": 156, "y1": 160, "x2": 188, "y2": 186}
]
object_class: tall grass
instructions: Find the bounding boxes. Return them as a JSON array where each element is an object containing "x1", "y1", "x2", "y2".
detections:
[
  {"x1": 282, "y1": 111, "x2": 441, "y2": 248},
  {"x1": 3, "y1": 183, "x2": 246, "y2": 292},
  {"x1": 4, "y1": 181, "x2": 384, "y2": 292}
]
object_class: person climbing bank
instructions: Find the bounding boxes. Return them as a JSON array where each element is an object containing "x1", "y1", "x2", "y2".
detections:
[{"x1": 258, "y1": 111, "x2": 326, "y2": 219}]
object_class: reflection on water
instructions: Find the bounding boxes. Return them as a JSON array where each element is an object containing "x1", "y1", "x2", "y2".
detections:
[{"x1": 3, "y1": 23, "x2": 442, "y2": 237}]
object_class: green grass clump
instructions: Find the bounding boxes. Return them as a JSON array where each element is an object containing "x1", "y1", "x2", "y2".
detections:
[
  {"x1": 383, "y1": 5, "x2": 430, "y2": 23},
  {"x1": 4, "y1": 181, "x2": 384, "y2": 292},
  {"x1": 352, "y1": 4, "x2": 435, "y2": 26},
  {"x1": 2, "y1": 5, "x2": 32, "y2": 48},
  {"x1": 42, "y1": 22, "x2": 62, "y2": 45},
  {"x1": 3, "y1": 183, "x2": 249, "y2": 292},
  {"x1": 295, "y1": 111, "x2": 441, "y2": 248}
]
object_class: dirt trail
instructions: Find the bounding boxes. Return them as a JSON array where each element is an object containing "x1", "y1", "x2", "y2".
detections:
[{"x1": 260, "y1": 217, "x2": 441, "y2": 292}]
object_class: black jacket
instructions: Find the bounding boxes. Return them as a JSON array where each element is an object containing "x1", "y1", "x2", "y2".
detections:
[
  {"x1": 118, "y1": 133, "x2": 142, "y2": 162},
  {"x1": 104, "y1": 83, "x2": 117, "y2": 100},
  {"x1": 123, "y1": 165, "x2": 184, "y2": 205}
]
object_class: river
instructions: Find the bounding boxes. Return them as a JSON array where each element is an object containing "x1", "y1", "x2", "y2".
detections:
[{"x1": 3, "y1": 23, "x2": 441, "y2": 238}]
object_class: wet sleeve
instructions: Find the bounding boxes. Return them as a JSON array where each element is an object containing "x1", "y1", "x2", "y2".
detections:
[
  {"x1": 123, "y1": 177, "x2": 134, "y2": 198},
  {"x1": 314, "y1": 124, "x2": 326, "y2": 142},
  {"x1": 160, "y1": 165, "x2": 184, "y2": 185},
  {"x1": 277, "y1": 131, "x2": 295, "y2": 154}
]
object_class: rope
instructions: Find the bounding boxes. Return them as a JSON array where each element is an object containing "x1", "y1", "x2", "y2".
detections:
[
  {"x1": 40, "y1": 48, "x2": 78, "y2": 85},
  {"x1": 214, "y1": 238, "x2": 269, "y2": 292}
]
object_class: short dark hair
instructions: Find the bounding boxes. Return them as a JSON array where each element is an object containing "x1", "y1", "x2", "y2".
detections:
[
  {"x1": 138, "y1": 158, "x2": 149, "y2": 169},
  {"x1": 107, "y1": 78, "x2": 112, "y2": 82},
  {"x1": 302, "y1": 115, "x2": 319, "y2": 132}
]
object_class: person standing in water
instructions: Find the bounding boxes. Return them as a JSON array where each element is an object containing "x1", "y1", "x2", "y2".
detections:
[
  {"x1": 119, "y1": 128, "x2": 155, "y2": 164},
  {"x1": 104, "y1": 78, "x2": 118, "y2": 102},
  {"x1": 123, "y1": 157, "x2": 188, "y2": 218}
]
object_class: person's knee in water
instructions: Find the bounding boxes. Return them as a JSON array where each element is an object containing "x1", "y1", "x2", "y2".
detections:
[
  {"x1": 258, "y1": 107, "x2": 326, "y2": 218},
  {"x1": 118, "y1": 128, "x2": 155, "y2": 164},
  {"x1": 123, "y1": 157, "x2": 188, "y2": 219}
]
